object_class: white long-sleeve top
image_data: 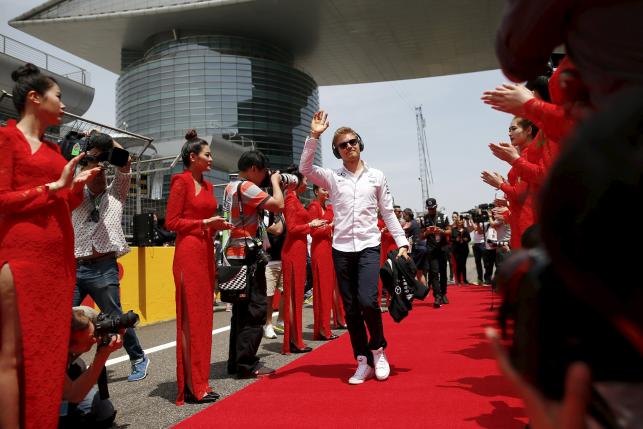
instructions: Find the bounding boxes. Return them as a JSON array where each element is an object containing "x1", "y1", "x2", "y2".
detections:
[{"x1": 300, "y1": 136, "x2": 409, "y2": 252}]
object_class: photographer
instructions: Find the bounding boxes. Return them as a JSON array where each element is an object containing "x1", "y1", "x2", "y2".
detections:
[
  {"x1": 223, "y1": 150, "x2": 284, "y2": 379},
  {"x1": 71, "y1": 132, "x2": 150, "y2": 383},
  {"x1": 451, "y1": 218, "x2": 471, "y2": 285},
  {"x1": 484, "y1": 210, "x2": 511, "y2": 288},
  {"x1": 465, "y1": 208, "x2": 488, "y2": 285},
  {"x1": 60, "y1": 307, "x2": 123, "y2": 429},
  {"x1": 422, "y1": 198, "x2": 451, "y2": 307},
  {"x1": 402, "y1": 208, "x2": 427, "y2": 286}
]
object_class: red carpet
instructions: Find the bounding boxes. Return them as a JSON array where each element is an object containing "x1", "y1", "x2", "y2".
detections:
[{"x1": 175, "y1": 286, "x2": 527, "y2": 428}]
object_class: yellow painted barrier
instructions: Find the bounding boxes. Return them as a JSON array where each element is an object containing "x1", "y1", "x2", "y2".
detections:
[{"x1": 118, "y1": 246, "x2": 177, "y2": 326}]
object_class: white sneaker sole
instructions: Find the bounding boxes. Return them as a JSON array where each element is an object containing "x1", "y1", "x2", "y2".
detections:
[
  {"x1": 375, "y1": 370, "x2": 390, "y2": 381},
  {"x1": 348, "y1": 371, "x2": 374, "y2": 385}
]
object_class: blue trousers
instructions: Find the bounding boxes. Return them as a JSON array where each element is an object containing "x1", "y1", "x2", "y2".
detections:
[{"x1": 73, "y1": 258, "x2": 144, "y2": 362}]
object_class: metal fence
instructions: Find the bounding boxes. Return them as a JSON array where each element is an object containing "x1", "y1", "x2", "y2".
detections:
[
  {"x1": 1, "y1": 34, "x2": 89, "y2": 85},
  {"x1": 1, "y1": 90, "x2": 158, "y2": 239}
]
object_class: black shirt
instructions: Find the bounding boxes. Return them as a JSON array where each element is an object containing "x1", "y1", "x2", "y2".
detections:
[{"x1": 422, "y1": 213, "x2": 450, "y2": 252}]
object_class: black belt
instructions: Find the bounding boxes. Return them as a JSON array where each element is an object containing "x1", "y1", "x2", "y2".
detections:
[{"x1": 76, "y1": 254, "x2": 116, "y2": 266}]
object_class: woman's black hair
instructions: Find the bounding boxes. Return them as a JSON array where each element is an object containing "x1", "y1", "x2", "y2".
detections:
[
  {"x1": 181, "y1": 129, "x2": 208, "y2": 167},
  {"x1": 238, "y1": 150, "x2": 269, "y2": 171},
  {"x1": 11, "y1": 63, "x2": 58, "y2": 114},
  {"x1": 526, "y1": 76, "x2": 551, "y2": 103},
  {"x1": 403, "y1": 208, "x2": 414, "y2": 220},
  {"x1": 283, "y1": 164, "x2": 304, "y2": 185},
  {"x1": 312, "y1": 184, "x2": 320, "y2": 194},
  {"x1": 515, "y1": 117, "x2": 539, "y2": 139}
]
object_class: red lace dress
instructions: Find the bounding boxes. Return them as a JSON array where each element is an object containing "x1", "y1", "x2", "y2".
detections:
[
  {"x1": 165, "y1": 171, "x2": 218, "y2": 405},
  {"x1": 281, "y1": 191, "x2": 312, "y2": 353},
  {"x1": 307, "y1": 200, "x2": 335, "y2": 339},
  {"x1": 0, "y1": 121, "x2": 79, "y2": 429}
]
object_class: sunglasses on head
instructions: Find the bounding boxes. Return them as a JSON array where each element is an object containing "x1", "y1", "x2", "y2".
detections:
[{"x1": 337, "y1": 138, "x2": 359, "y2": 150}]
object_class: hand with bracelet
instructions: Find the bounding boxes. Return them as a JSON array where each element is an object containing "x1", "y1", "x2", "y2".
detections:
[
  {"x1": 202, "y1": 216, "x2": 233, "y2": 231},
  {"x1": 309, "y1": 218, "x2": 327, "y2": 229}
]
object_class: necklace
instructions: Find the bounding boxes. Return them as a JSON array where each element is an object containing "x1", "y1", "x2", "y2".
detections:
[{"x1": 88, "y1": 191, "x2": 105, "y2": 223}]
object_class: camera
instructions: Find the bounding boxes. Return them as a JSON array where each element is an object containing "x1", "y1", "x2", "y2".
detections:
[
  {"x1": 486, "y1": 239, "x2": 509, "y2": 248},
  {"x1": 245, "y1": 238, "x2": 270, "y2": 266},
  {"x1": 59, "y1": 130, "x2": 130, "y2": 168},
  {"x1": 497, "y1": 248, "x2": 643, "y2": 425},
  {"x1": 94, "y1": 310, "x2": 140, "y2": 345},
  {"x1": 259, "y1": 170, "x2": 299, "y2": 189}
]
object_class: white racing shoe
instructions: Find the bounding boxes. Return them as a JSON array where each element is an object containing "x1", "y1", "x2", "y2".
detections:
[
  {"x1": 348, "y1": 355, "x2": 374, "y2": 385},
  {"x1": 371, "y1": 347, "x2": 390, "y2": 381}
]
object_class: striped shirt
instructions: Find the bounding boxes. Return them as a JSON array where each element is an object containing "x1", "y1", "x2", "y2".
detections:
[{"x1": 222, "y1": 180, "x2": 270, "y2": 259}]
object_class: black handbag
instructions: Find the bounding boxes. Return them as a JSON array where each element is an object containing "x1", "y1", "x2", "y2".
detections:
[{"x1": 217, "y1": 181, "x2": 255, "y2": 304}]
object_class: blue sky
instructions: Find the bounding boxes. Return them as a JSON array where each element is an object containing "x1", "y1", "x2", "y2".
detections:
[{"x1": 1, "y1": 0, "x2": 512, "y2": 214}]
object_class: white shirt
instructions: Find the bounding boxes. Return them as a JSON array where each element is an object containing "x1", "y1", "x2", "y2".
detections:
[
  {"x1": 485, "y1": 221, "x2": 510, "y2": 250},
  {"x1": 72, "y1": 170, "x2": 131, "y2": 258},
  {"x1": 471, "y1": 222, "x2": 486, "y2": 244},
  {"x1": 300, "y1": 137, "x2": 408, "y2": 252}
]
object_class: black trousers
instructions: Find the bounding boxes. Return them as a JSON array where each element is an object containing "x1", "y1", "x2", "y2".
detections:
[
  {"x1": 472, "y1": 243, "x2": 485, "y2": 282},
  {"x1": 227, "y1": 263, "x2": 267, "y2": 375},
  {"x1": 453, "y1": 248, "x2": 469, "y2": 283},
  {"x1": 483, "y1": 248, "x2": 497, "y2": 284},
  {"x1": 332, "y1": 245, "x2": 385, "y2": 367},
  {"x1": 427, "y1": 249, "x2": 448, "y2": 297}
]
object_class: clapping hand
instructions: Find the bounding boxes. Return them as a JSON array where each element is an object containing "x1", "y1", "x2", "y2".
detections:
[
  {"x1": 481, "y1": 171, "x2": 505, "y2": 189},
  {"x1": 50, "y1": 153, "x2": 100, "y2": 192},
  {"x1": 481, "y1": 84, "x2": 534, "y2": 115},
  {"x1": 489, "y1": 142, "x2": 521, "y2": 164}
]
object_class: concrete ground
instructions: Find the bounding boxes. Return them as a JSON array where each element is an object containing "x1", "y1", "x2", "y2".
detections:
[{"x1": 89, "y1": 255, "x2": 485, "y2": 428}]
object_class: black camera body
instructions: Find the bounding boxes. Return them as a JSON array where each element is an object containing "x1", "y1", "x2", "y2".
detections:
[
  {"x1": 245, "y1": 238, "x2": 270, "y2": 266},
  {"x1": 94, "y1": 310, "x2": 140, "y2": 346},
  {"x1": 59, "y1": 131, "x2": 130, "y2": 168},
  {"x1": 497, "y1": 248, "x2": 643, "y2": 405}
]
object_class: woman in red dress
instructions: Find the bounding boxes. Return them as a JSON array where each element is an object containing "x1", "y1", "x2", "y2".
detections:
[
  {"x1": 482, "y1": 116, "x2": 537, "y2": 249},
  {"x1": 307, "y1": 185, "x2": 338, "y2": 341},
  {"x1": 281, "y1": 167, "x2": 326, "y2": 353},
  {"x1": 166, "y1": 130, "x2": 232, "y2": 405},
  {"x1": 0, "y1": 64, "x2": 99, "y2": 429}
]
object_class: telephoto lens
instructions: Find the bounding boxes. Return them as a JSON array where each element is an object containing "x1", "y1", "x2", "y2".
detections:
[
  {"x1": 280, "y1": 173, "x2": 299, "y2": 188},
  {"x1": 94, "y1": 310, "x2": 140, "y2": 336}
]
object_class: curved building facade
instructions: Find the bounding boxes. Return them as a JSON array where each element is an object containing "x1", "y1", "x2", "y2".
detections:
[{"x1": 116, "y1": 35, "x2": 321, "y2": 170}]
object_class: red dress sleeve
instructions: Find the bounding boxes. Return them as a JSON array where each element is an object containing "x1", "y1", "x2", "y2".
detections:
[
  {"x1": 285, "y1": 193, "x2": 311, "y2": 238},
  {"x1": 165, "y1": 174, "x2": 203, "y2": 235},
  {"x1": 523, "y1": 98, "x2": 575, "y2": 143},
  {"x1": 0, "y1": 131, "x2": 64, "y2": 213}
]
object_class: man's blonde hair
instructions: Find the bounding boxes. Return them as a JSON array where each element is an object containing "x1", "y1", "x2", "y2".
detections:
[{"x1": 332, "y1": 127, "x2": 359, "y2": 148}]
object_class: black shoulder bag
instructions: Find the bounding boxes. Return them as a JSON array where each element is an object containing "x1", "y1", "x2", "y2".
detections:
[{"x1": 216, "y1": 181, "x2": 256, "y2": 303}]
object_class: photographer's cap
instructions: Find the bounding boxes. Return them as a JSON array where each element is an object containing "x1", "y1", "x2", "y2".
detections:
[{"x1": 425, "y1": 197, "x2": 437, "y2": 209}]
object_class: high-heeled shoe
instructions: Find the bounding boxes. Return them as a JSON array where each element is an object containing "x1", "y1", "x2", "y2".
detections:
[
  {"x1": 290, "y1": 342, "x2": 312, "y2": 353},
  {"x1": 337, "y1": 323, "x2": 348, "y2": 330},
  {"x1": 185, "y1": 390, "x2": 220, "y2": 403},
  {"x1": 319, "y1": 333, "x2": 339, "y2": 341}
]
